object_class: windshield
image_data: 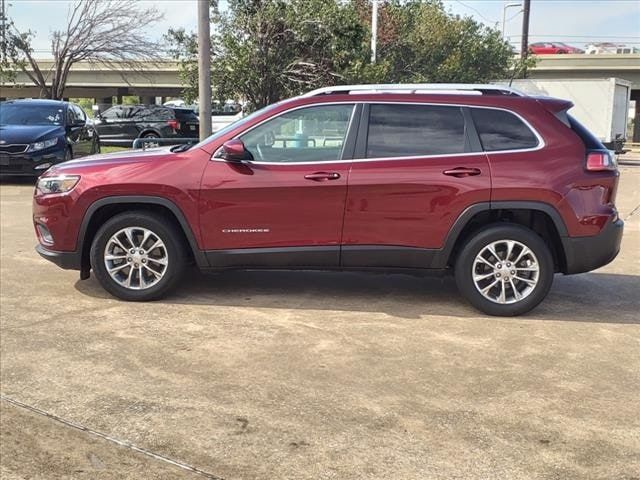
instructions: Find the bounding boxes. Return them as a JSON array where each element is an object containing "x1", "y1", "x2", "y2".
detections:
[
  {"x1": 194, "y1": 102, "x2": 283, "y2": 149},
  {"x1": 0, "y1": 103, "x2": 65, "y2": 126}
]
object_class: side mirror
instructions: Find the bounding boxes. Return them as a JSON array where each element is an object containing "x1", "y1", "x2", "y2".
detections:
[{"x1": 219, "y1": 139, "x2": 250, "y2": 162}]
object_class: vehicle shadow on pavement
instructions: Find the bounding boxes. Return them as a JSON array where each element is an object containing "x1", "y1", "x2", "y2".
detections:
[{"x1": 75, "y1": 269, "x2": 640, "y2": 323}]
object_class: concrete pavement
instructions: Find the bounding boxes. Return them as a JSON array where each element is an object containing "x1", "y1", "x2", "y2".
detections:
[{"x1": 1, "y1": 167, "x2": 639, "y2": 479}]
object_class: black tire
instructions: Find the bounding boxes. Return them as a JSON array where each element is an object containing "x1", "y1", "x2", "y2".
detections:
[
  {"x1": 140, "y1": 132, "x2": 160, "y2": 148},
  {"x1": 454, "y1": 223, "x2": 554, "y2": 316},
  {"x1": 92, "y1": 138, "x2": 101, "y2": 154},
  {"x1": 90, "y1": 211, "x2": 187, "y2": 301},
  {"x1": 64, "y1": 147, "x2": 73, "y2": 161}
]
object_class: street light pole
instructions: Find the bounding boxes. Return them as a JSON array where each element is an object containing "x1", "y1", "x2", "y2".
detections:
[
  {"x1": 197, "y1": 0, "x2": 212, "y2": 140},
  {"x1": 502, "y1": 2, "x2": 522, "y2": 41},
  {"x1": 370, "y1": 0, "x2": 378, "y2": 63}
]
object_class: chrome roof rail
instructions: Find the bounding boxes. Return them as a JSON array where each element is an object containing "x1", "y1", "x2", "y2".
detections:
[{"x1": 302, "y1": 83, "x2": 526, "y2": 97}]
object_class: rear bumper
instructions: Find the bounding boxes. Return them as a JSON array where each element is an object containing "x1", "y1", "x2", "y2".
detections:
[
  {"x1": 562, "y1": 218, "x2": 624, "y2": 274},
  {"x1": 35, "y1": 244, "x2": 81, "y2": 270}
]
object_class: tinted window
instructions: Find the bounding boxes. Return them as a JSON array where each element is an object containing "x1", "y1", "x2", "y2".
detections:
[
  {"x1": 101, "y1": 106, "x2": 124, "y2": 120},
  {"x1": 0, "y1": 103, "x2": 65, "y2": 125},
  {"x1": 70, "y1": 104, "x2": 85, "y2": 123},
  {"x1": 143, "y1": 106, "x2": 173, "y2": 121},
  {"x1": 240, "y1": 104, "x2": 354, "y2": 163},
  {"x1": 471, "y1": 108, "x2": 539, "y2": 151},
  {"x1": 366, "y1": 104, "x2": 466, "y2": 158},
  {"x1": 173, "y1": 108, "x2": 199, "y2": 122}
]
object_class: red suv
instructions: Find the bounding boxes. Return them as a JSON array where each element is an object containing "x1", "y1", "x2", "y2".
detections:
[{"x1": 33, "y1": 84, "x2": 623, "y2": 316}]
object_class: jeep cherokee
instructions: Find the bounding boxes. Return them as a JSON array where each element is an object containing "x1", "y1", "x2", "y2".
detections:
[{"x1": 33, "y1": 84, "x2": 623, "y2": 316}]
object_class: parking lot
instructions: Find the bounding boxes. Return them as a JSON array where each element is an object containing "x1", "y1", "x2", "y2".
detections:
[{"x1": 1, "y1": 165, "x2": 639, "y2": 479}]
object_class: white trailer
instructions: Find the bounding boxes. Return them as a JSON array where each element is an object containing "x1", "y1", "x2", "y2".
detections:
[{"x1": 497, "y1": 78, "x2": 632, "y2": 152}]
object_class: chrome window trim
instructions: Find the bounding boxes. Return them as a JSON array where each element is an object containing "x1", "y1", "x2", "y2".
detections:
[{"x1": 211, "y1": 100, "x2": 545, "y2": 166}]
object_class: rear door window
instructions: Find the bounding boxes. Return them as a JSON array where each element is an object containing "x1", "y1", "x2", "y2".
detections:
[
  {"x1": 470, "y1": 108, "x2": 539, "y2": 151},
  {"x1": 366, "y1": 104, "x2": 466, "y2": 158},
  {"x1": 145, "y1": 106, "x2": 173, "y2": 121}
]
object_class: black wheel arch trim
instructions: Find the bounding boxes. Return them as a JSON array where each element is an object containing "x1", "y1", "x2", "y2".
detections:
[
  {"x1": 72, "y1": 198, "x2": 570, "y2": 274},
  {"x1": 77, "y1": 195, "x2": 208, "y2": 270},
  {"x1": 437, "y1": 200, "x2": 569, "y2": 268}
]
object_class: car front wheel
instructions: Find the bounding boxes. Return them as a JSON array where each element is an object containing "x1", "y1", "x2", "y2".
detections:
[
  {"x1": 90, "y1": 211, "x2": 186, "y2": 301},
  {"x1": 454, "y1": 224, "x2": 554, "y2": 316}
]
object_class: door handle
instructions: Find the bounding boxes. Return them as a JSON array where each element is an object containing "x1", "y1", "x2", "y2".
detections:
[
  {"x1": 443, "y1": 167, "x2": 481, "y2": 178},
  {"x1": 304, "y1": 172, "x2": 341, "y2": 181}
]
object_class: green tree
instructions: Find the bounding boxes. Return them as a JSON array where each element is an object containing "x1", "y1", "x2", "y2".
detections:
[
  {"x1": 167, "y1": 0, "x2": 518, "y2": 110},
  {"x1": 211, "y1": 0, "x2": 369, "y2": 109},
  {"x1": 165, "y1": 28, "x2": 199, "y2": 104}
]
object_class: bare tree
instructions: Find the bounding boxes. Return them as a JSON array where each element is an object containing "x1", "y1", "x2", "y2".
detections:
[{"x1": 6, "y1": 0, "x2": 164, "y2": 99}]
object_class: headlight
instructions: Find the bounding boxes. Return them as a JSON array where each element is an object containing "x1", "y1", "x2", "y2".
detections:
[
  {"x1": 36, "y1": 175, "x2": 80, "y2": 195},
  {"x1": 29, "y1": 137, "x2": 59, "y2": 152}
]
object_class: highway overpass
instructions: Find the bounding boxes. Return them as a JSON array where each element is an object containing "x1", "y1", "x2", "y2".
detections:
[
  {"x1": 1, "y1": 54, "x2": 639, "y2": 101},
  {"x1": 1, "y1": 54, "x2": 639, "y2": 141}
]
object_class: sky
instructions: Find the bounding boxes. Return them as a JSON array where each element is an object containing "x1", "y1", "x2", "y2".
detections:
[{"x1": 6, "y1": 0, "x2": 640, "y2": 57}]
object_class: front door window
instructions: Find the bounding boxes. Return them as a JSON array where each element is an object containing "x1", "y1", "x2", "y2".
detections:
[{"x1": 240, "y1": 104, "x2": 354, "y2": 163}]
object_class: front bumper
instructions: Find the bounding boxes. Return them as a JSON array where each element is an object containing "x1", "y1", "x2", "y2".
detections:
[
  {"x1": 35, "y1": 244, "x2": 81, "y2": 270},
  {"x1": 0, "y1": 150, "x2": 65, "y2": 176},
  {"x1": 562, "y1": 218, "x2": 624, "y2": 274}
]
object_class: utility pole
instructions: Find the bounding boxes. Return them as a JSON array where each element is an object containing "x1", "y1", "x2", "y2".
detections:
[
  {"x1": 197, "y1": 0, "x2": 212, "y2": 140},
  {"x1": 520, "y1": 0, "x2": 531, "y2": 60},
  {"x1": 370, "y1": 0, "x2": 378, "y2": 63}
]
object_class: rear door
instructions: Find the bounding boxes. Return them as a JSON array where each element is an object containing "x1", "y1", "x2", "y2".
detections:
[
  {"x1": 342, "y1": 102, "x2": 491, "y2": 268},
  {"x1": 198, "y1": 103, "x2": 357, "y2": 267}
]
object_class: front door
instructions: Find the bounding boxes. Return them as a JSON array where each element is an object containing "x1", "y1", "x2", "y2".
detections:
[
  {"x1": 65, "y1": 104, "x2": 90, "y2": 157},
  {"x1": 199, "y1": 103, "x2": 358, "y2": 268},
  {"x1": 96, "y1": 106, "x2": 126, "y2": 145},
  {"x1": 342, "y1": 102, "x2": 491, "y2": 268}
]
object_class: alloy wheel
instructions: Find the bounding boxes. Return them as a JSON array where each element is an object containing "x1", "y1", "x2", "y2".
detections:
[
  {"x1": 103, "y1": 227, "x2": 168, "y2": 290},
  {"x1": 472, "y1": 239, "x2": 540, "y2": 304}
]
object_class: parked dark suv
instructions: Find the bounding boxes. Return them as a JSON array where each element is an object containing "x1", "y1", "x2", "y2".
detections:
[
  {"x1": 32, "y1": 84, "x2": 623, "y2": 316},
  {"x1": 94, "y1": 104, "x2": 199, "y2": 146},
  {"x1": 0, "y1": 99, "x2": 100, "y2": 176}
]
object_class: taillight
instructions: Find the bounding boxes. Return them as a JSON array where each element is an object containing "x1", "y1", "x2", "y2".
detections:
[
  {"x1": 167, "y1": 119, "x2": 180, "y2": 130},
  {"x1": 586, "y1": 151, "x2": 617, "y2": 172}
]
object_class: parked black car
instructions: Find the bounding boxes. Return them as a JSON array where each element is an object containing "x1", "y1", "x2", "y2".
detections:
[
  {"x1": 0, "y1": 99, "x2": 100, "y2": 177},
  {"x1": 94, "y1": 105, "x2": 199, "y2": 146}
]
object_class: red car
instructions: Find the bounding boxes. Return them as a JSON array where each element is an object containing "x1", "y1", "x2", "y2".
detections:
[
  {"x1": 529, "y1": 42, "x2": 585, "y2": 54},
  {"x1": 33, "y1": 84, "x2": 622, "y2": 316}
]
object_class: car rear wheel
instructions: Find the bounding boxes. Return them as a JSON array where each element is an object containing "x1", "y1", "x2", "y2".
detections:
[
  {"x1": 454, "y1": 224, "x2": 554, "y2": 316},
  {"x1": 90, "y1": 211, "x2": 186, "y2": 301},
  {"x1": 141, "y1": 132, "x2": 160, "y2": 148}
]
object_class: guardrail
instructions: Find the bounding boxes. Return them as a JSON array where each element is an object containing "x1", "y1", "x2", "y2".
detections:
[{"x1": 132, "y1": 137, "x2": 200, "y2": 150}]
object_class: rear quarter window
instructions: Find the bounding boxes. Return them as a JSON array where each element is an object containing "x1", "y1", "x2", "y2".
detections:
[
  {"x1": 471, "y1": 108, "x2": 539, "y2": 151},
  {"x1": 173, "y1": 109, "x2": 199, "y2": 122}
]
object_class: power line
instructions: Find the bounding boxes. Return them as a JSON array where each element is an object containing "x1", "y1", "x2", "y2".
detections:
[{"x1": 451, "y1": 0, "x2": 497, "y2": 25}]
